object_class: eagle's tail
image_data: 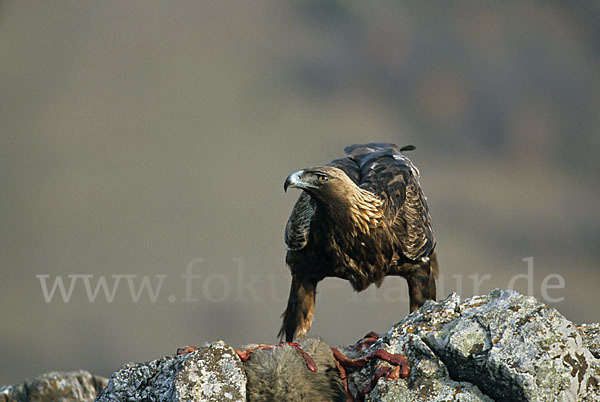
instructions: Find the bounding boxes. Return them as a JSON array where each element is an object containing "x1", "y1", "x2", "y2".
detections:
[
  {"x1": 344, "y1": 142, "x2": 416, "y2": 170},
  {"x1": 344, "y1": 142, "x2": 402, "y2": 156},
  {"x1": 278, "y1": 275, "x2": 318, "y2": 342}
]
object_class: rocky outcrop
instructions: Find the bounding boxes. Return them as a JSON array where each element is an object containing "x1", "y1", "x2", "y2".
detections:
[
  {"x1": 3, "y1": 289, "x2": 599, "y2": 401},
  {"x1": 95, "y1": 289, "x2": 600, "y2": 401},
  {"x1": 349, "y1": 289, "x2": 600, "y2": 401},
  {"x1": 0, "y1": 370, "x2": 107, "y2": 402},
  {"x1": 96, "y1": 340, "x2": 246, "y2": 401},
  {"x1": 579, "y1": 323, "x2": 600, "y2": 359}
]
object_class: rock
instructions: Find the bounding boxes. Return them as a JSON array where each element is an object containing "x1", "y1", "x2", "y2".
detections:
[
  {"x1": 5, "y1": 290, "x2": 598, "y2": 401},
  {"x1": 0, "y1": 370, "x2": 107, "y2": 402},
  {"x1": 579, "y1": 323, "x2": 600, "y2": 359},
  {"x1": 95, "y1": 340, "x2": 246, "y2": 402},
  {"x1": 97, "y1": 338, "x2": 345, "y2": 402},
  {"x1": 346, "y1": 289, "x2": 600, "y2": 401}
]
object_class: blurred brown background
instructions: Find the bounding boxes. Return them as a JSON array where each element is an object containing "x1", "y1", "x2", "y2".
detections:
[{"x1": 1, "y1": 0, "x2": 599, "y2": 385}]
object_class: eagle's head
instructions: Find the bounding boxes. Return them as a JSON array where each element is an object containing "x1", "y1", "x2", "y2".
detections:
[
  {"x1": 284, "y1": 166, "x2": 352, "y2": 201},
  {"x1": 284, "y1": 166, "x2": 384, "y2": 233}
]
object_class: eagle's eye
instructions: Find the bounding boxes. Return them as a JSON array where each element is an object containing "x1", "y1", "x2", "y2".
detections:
[{"x1": 317, "y1": 175, "x2": 329, "y2": 183}]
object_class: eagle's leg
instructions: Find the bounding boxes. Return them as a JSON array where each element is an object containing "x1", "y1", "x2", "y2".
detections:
[
  {"x1": 278, "y1": 275, "x2": 319, "y2": 342},
  {"x1": 407, "y1": 252, "x2": 438, "y2": 312}
]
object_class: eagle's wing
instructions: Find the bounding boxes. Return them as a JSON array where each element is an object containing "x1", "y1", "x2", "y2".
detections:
[
  {"x1": 345, "y1": 143, "x2": 435, "y2": 260},
  {"x1": 284, "y1": 192, "x2": 315, "y2": 251},
  {"x1": 284, "y1": 157, "x2": 360, "y2": 251}
]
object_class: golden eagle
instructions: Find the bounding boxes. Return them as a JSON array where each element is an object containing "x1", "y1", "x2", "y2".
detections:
[{"x1": 280, "y1": 142, "x2": 438, "y2": 341}]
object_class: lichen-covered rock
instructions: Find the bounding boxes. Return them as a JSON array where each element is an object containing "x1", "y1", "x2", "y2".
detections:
[
  {"x1": 0, "y1": 370, "x2": 107, "y2": 402},
  {"x1": 8, "y1": 290, "x2": 594, "y2": 401},
  {"x1": 579, "y1": 323, "x2": 600, "y2": 359},
  {"x1": 95, "y1": 340, "x2": 245, "y2": 402},
  {"x1": 347, "y1": 289, "x2": 600, "y2": 401},
  {"x1": 346, "y1": 294, "x2": 492, "y2": 402}
]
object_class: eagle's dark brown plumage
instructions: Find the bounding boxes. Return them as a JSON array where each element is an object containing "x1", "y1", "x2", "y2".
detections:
[{"x1": 280, "y1": 142, "x2": 438, "y2": 342}]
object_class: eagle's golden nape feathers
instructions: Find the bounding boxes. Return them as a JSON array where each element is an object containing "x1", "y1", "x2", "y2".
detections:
[
  {"x1": 347, "y1": 187, "x2": 384, "y2": 236},
  {"x1": 281, "y1": 142, "x2": 438, "y2": 342}
]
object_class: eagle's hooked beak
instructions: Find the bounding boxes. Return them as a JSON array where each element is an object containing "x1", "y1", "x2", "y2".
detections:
[{"x1": 284, "y1": 170, "x2": 305, "y2": 192}]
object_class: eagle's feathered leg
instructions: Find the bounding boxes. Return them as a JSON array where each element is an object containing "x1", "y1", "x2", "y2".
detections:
[
  {"x1": 406, "y1": 252, "x2": 439, "y2": 312},
  {"x1": 279, "y1": 275, "x2": 318, "y2": 342}
]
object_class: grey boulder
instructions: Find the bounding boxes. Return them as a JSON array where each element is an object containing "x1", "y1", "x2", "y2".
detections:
[
  {"x1": 4, "y1": 289, "x2": 599, "y2": 401},
  {"x1": 95, "y1": 340, "x2": 245, "y2": 402},
  {"x1": 348, "y1": 289, "x2": 600, "y2": 401},
  {"x1": 0, "y1": 370, "x2": 107, "y2": 402}
]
